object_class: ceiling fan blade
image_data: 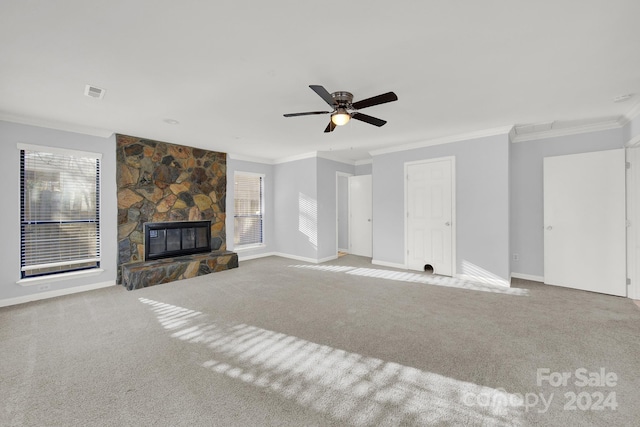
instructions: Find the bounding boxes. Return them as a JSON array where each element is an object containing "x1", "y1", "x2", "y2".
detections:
[
  {"x1": 310, "y1": 85, "x2": 335, "y2": 107},
  {"x1": 324, "y1": 121, "x2": 336, "y2": 133},
  {"x1": 283, "y1": 111, "x2": 330, "y2": 117},
  {"x1": 351, "y1": 91, "x2": 398, "y2": 110},
  {"x1": 351, "y1": 112, "x2": 387, "y2": 127}
]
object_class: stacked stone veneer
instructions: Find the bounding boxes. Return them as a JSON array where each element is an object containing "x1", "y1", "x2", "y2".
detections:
[
  {"x1": 116, "y1": 134, "x2": 234, "y2": 286},
  {"x1": 122, "y1": 251, "x2": 238, "y2": 290}
]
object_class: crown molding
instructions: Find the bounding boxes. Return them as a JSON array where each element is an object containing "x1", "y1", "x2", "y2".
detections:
[
  {"x1": 223, "y1": 151, "x2": 362, "y2": 167},
  {"x1": 0, "y1": 113, "x2": 114, "y2": 138},
  {"x1": 355, "y1": 158, "x2": 373, "y2": 166},
  {"x1": 369, "y1": 126, "x2": 513, "y2": 157},
  {"x1": 272, "y1": 151, "x2": 318, "y2": 164},
  {"x1": 316, "y1": 152, "x2": 357, "y2": 166},
  {"x1": 227, "y1": 152, "x2": 274, "y2": 164},
  {"x1": 511, "y1": 117, "x2": 624, "y2": 143},
  {"x1": 626, "y1": 134, "x2": 640, "y2": 148},
  {"x1": 623, "y1": 101, "x2": 640, "y2": 124}
]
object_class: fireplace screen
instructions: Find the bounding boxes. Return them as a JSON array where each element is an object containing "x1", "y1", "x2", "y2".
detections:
[{"x1": 144, "y1": 221, "x2": 211, "y2": 261}]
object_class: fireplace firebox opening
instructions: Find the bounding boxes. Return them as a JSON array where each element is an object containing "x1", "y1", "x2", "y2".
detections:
[{"x1": 144, "y1": 221, "x2": 212, "y2": 261}]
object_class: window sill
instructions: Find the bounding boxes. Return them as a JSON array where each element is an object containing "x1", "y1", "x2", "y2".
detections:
[
  {"x1": 234, "y1": 244, "x2": 266, "y2": 252},
  {"x1": 17, "y1": 268, "x2": 105, "y2": 286}
]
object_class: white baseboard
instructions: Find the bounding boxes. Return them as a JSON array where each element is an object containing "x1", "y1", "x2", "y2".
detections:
[
  {"x1": 511, "y1": 272, "x2": 544, "y2": 283},
  {"x1": 0, "y1": 280, "x2": 116, "y2": 308},
  {"x1": 238, "y1": 251, "x2": 277, "y2": 262},
  {"x1": 371, "y1": 259, "x2": 407, "y2": 269},
  {"x1": 318, "y1": 255, "x2": 338, "y2": 263},
  {"x1": 269, "y1": 252, "x2": 327, "y2": 264},
  {"x1": 240, "y1": 252, "x2": 337, "y2": 264},
  {"x1": 271, "y1": 252, "x2": 317, "y2": 264}
]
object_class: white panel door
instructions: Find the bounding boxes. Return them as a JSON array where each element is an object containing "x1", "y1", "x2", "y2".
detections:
[
  {"x1": 406, "y1": 158, "x2": 453, "y2": 275},
  {"x1": 349, "y1": 175, "x2": 372, "y2": 257},
  {"x1": 543, "y1": 149, "x2": 626, "y2": 296}
]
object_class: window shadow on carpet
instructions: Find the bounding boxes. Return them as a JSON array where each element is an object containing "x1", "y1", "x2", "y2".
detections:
[{"x1": 140, "y1": 298, "x2": 524, "y2": 426}]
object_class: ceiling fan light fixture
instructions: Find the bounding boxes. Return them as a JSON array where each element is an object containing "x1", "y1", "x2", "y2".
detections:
[
  {"x1": 331, "y1": 108, "x2": 351, "y2": 126},
  {"x1": 283, "y1": 85, "x2": 397, "y2": 133}
]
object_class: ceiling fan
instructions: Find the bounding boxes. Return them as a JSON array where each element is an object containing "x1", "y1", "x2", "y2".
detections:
[{"x1": 284, "y1": 85, "x2": 398, "y2": 133}]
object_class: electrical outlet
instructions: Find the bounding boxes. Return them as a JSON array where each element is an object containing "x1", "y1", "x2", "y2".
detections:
[
  {"x1": 37, "y1": 284, "x2": 50, "y2": 291},
  {"x1": 512, "y1": 253, "x2": 520, "y2": 262}
]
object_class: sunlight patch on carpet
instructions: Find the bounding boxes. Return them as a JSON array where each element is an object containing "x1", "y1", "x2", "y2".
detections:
[
  {"x1": 289, "y1": 265, "x2": 529, "y2": 296},
  {"x1": 139, "y1": 297, "x2": 524, "y2": 426}
]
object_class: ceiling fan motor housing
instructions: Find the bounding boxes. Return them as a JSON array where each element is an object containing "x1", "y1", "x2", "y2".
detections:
[{"x1": 331, "y1": 91, "x2": 354, "y2": 108}]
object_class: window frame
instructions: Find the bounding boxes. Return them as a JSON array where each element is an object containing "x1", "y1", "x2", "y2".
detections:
[
  {"x1": 18, "y1": 143, "x2": 102, "y2": 279},
  {"x1": 233, "y1": 171, "x2": 265, "y2": 249}
]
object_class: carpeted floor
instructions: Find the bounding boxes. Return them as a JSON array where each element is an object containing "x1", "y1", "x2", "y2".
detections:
[{"x1": 2, "y1": 255, "x2": 639, "y2": 426}]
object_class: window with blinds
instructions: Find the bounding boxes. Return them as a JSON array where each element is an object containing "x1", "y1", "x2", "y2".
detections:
[
  {"x1": 20, "y1": 147, "x2": 101, "y2": 278},
  {"x1": 234, "y1": 173, "x2": 264, "y2": 247}
]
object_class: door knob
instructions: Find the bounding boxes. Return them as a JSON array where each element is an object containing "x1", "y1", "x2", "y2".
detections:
[
  {"x1": 367, "y1": 219, "x2": 371, "y2": 222},
  {"x1": 445, "y1": 221, "x2": 450, "y2": 226},
  {"x1": 546, "y1": 226, "x2": 553, "y2": 230}
]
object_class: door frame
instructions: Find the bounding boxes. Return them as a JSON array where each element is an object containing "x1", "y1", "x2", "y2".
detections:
[
  {"x1": 335, "y1": 171, "x2": 353, "y2": 256},
  {"x1": 626, "y1": 146, "x2": 640, "y2": 300},
  {"x1": 348, "y1": 174, "x2": 373, "y2": 257},
  {"x1": 404, "y1": 156, "x2": 456, "y2": 274}
]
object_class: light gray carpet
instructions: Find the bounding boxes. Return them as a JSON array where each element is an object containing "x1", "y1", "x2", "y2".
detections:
[{"x1": 2, "y1": 255, "x2": 639, "y2": 426}]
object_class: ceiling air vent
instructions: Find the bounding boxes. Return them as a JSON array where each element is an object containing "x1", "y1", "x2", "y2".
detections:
[{"x1": 84, "y1": 84, "x2": 105, "y2": 99}]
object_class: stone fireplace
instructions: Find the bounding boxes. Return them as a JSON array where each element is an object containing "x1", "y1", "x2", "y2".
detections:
[{"x1": 116, "y1": 134, "x2": 237, "y2": 289}]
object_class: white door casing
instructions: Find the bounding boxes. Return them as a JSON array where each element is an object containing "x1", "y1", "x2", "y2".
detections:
[
  {"x1": 349, "y1": 175, "x2": 372, "y2": 257},
  {"x1": 405, "y1": 157, "x2": 455, "y2": 276},
  {"x1": 543, "y1": 149, "x2": 626, "y2": 296},
  {"x1": 336, "y1": 172, "x2": 352, "y2": 255},
  {"x1": 627, "y1": 146, "x2": 640, "y2": 300}
]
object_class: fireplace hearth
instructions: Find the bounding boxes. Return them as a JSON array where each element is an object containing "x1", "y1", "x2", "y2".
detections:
[{"x1": 145, "y1": 221, "x2": 212, "y2": 261}]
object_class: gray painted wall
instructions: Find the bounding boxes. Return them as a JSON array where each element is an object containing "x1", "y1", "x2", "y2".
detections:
[
  {"x1": 372, "y1": 134, "x2": 511, "y2": 282},
  {"x1": 226, "y1": 158, "x2": 275, "y2": 259},
  {"x1": 3, "y1": 116, "x2": 634, "y2": 304},
  {"x1": 0, "y1": 121, "x2": 117, "y2": 301},
  {"x1": 273, "y1": 157, "x2": 318, "y2": 260},
  {"x1": 355, "y1": 162, "x2": 372, "y2": 176},
  {"x1": 317, "y1": 158, "x2": 355, "y2": 260},
  {"x1": 509, "y1": 127, "x2": 624, "y2": 278},
  {"x1": 269, "y1": 157, "x2": 354, "y2": 261}
]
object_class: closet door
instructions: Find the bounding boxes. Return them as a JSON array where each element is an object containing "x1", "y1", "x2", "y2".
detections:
[
  {"x1": 406, "y1": 158, "x2": 454, "y2": 276},
  {"x1": 349, "y1": 175, "x2": 372, "y2": 257},
  {"x1": 543, "y1": 149, "x2": 626, "y2": 296}
]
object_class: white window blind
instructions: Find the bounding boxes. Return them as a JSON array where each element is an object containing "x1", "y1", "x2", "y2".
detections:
[
  {"x1": 234, "y1": 173, "x2": 263, "y2": 246},
  {"x1": 20, "y1": 148, "x2": 101, "y2": 278}
]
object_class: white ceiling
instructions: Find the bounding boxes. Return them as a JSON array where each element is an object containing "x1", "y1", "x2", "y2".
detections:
[{"x1": 1, "y1": 1, "x2": 639, "y2": 163}]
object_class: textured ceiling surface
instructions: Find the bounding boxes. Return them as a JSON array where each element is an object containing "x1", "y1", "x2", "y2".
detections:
[{"x1": 1, "y1": 1, "x2": 639, "y2": 162}]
